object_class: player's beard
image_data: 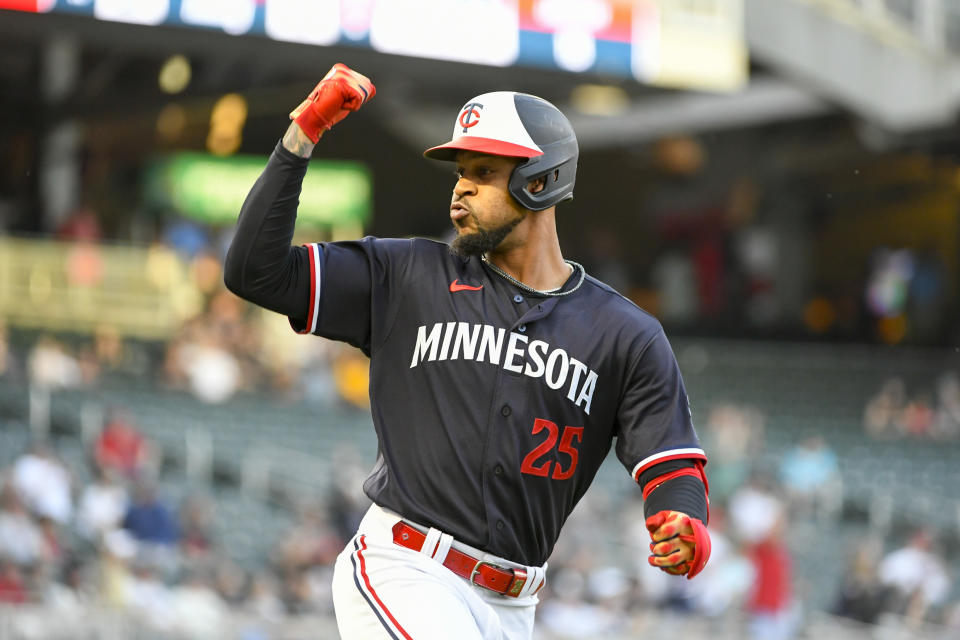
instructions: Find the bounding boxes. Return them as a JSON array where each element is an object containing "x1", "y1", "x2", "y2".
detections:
[{"x1": 449, "y1": 212, "x2": 525, "y2": 259}]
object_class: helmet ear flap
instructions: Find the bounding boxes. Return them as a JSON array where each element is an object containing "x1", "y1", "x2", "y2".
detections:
[
  {"x1": 508, "y1": 146, "x2": 577, "y2": 211},
  {"x1": 526, "y1": 175, "x2": 548, "y2": 195}
]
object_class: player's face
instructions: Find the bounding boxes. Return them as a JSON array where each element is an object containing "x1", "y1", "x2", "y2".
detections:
[{"x1": 449, "y1": 152, "x2": 527, "y2": 258}]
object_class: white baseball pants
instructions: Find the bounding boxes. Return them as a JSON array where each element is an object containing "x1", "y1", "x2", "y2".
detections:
[{"x1": 332, "y1": 503, "x2": 542, "y2": 640}]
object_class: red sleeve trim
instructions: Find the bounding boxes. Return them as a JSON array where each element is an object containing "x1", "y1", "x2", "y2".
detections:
[
  {"x1": 290, "y1": 243, "x2": 321, "y2": 335},
  {"x1": 641, "y1": 468, "x2": 702, "y2": 500}
]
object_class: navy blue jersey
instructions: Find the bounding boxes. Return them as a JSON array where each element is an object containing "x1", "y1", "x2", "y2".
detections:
[{"x1": 291, "y1": 237, "x2": 704, "y2": 567}]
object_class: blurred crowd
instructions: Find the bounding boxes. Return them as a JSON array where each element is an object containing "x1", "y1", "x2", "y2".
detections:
[
  {"x1": 0, "y1": 385, "x2": 957, "y2": 638},
  {"x1": 534, "y1": 402, "x2": 960, "y2": 639},
  {"x1": 863, "y1": 373, "x2": 960, "y2": 441},
  {"x1": 0, "y1": 214, "x2": 957, "y2": 638},
  {"x1": 0, "y1": 206, "x2": 375, "y2": 412},
  {"x1": 0, "y1": 411, "x2": 376, "y2": 638},
  {"x1": 0, "y1": 300, "x2": 370, "y2": 419}
]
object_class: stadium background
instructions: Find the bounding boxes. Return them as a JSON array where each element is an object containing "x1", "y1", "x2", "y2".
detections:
[{"x1": 0, "y1": 1, "x2": 959, "y2": 638}]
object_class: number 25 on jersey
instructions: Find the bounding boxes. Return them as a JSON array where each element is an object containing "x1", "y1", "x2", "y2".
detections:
[{"x1": 520, "y1": 418, "x2": 583, "y2": 480}]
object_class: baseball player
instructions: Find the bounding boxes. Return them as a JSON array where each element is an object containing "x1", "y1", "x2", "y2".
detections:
[{"x1": 224, "y1": 63, "x2": 711, "y2": 639}]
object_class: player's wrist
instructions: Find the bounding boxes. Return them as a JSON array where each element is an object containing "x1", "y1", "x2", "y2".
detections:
[{"x1": 283, "y1": 121, "x2": 317, "y2": 158}]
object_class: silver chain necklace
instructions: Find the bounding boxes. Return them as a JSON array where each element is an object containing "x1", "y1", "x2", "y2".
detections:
[{"x1": 481, "y1": 255, "x2": 586, "y2": 297}]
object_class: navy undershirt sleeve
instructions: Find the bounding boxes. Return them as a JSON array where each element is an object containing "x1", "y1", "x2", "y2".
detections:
[
  {"x1": 223, "y1": 141, "x2": 313, "y2": 322},
  {"x1": 642, "y1": 475, "x2": 708, "y2": 524}
]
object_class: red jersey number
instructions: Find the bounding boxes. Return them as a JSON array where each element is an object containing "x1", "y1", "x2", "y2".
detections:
[{"x1": 520, "y1": 419, "x2": 583, "y2": 480}]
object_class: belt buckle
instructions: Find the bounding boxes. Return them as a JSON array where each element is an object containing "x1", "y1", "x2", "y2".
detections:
[{"x1": 469, "y1": 560, "x2": 527, "y2": 597}]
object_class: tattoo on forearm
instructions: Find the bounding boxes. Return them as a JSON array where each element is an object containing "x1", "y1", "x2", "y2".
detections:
[{"x1": 282, "y1": 123, "x2": 316, "y2": 158}]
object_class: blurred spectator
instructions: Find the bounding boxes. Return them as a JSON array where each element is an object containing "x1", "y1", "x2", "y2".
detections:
[
  {"x1": 93, "y1": 408, "x2": 158, "y2": 479},
  {"x1": 326, "y1": 444, "x2": 373, "y2": 543},
  {"x1": 97, "y1": 528, "x2": 138, "y2": 607},
  {"x1": 907, "y1": 247, "x2": 947, "y2": 344},
  {"x1": 0, "y1": 560, "x2": 28, "y2": 604},
  {"x1": 27, "y1": 336, "x2": 82, "y2": 389},
  {"x1": 55, "y1": 205, "x2": 102, "y2": 242},
  {"x1": 94, "y1": 324, "x2": 124, "y2": 371},
  {"x1": 650, "y1": 248, "x2": 698, "y2": 326},
  {"x1": 76, "y1": 343, "x2": 102, "y2": 386},
  {"x1": 700, "y1": 403, "x2": 764, "y2": 503},
  {"x1": 877, "y1": 529, "x2": 951, "y2": 623},
  {"x1": 863, "y1": 376, "x2": 907, "y2": 439},
  {"x1": 11, "y1": 440, "x2": 73, "y2": 525},
  {"x1": 191, "y1": 250, "x2": 226, "y2": 298},
  {"x1": 213, "y1": 559, "x2": 249, "y2": 607},
  {"x1": 207, "y1": 291, "x2": 275, "y2": 395},
  {"x1": 901, "y1": 392, "x2": 935, "y2": 438},
  {"x1": 728, "y1": 470, "x2": 784, "y2": 545},
  {"x1": 0, "y1": 482, "x2": 48, "y2": 567},
  {"x1": 278, "y1": 566, "x2": 320, "y2": 615},
  {"x1": 167, "y1": 566, "x2": 230, "y2": 640},
  {"x1": 932, "y1": 371, "x2": 960, "y2": 440},
  {"x1": 76, "y1": 465, "x2": 129, "y2": 542},
  {"x1": 832, "y1": 538, "x2": 891, "y2": 625},
  {"x1": 128, "y1": 557, "x2": 173, "y2": 631},
  {"x1": 166, "y1": 321, "x2": 241, "y2": 404},
  {"x1": 122, "y1": 480, "x2": 179, "y2": 549},
  {"x1": 583, "y1": 228, "x2": 631, "y2": 295},
  {"x1": 91, "y1": 323, "x2": 149, "y2": 379},
  {"x1": 779, "y1": 434, "x2": 840, "y2": 519},
  {"x1": 745, "y1": 515, "x2": 796, "y2": 640},
  {"x1": 685, "y1": 509, "x2": 753, "y2": 618},
  {"x1": 726, "y1": 178, "x2": 779, "y2": 329},
  {"x1": 244, "y1": 572, "x2": 285, "y2": 620},
  {"x1": 37, "y1": 516, "x2": 65, "y2": 566},
  {"x1": 584, "y1": 565, "x2": 632, "y2": 628},
  {"x1": 0, "y1": 322, "x2": 22, "y2": 381},
  {"x1": 256, "y1": 317, "x2": 337, "y2": 405},
  {"x1": 163, "y1": 219, "x2": 209, "y2": 260},
  {"x1": 945, "y1": 599, "x2": 960, "y2": 631},
  {"x1": 538, "y1": 568, "x2": 624, "y2": 638},
  {"x1": 179, "y1": 493, "x2": 216, "y2": 558},
  {"x1": 42, "y1": 557, "x2": 93, "y2": 613},
  {"x1": 276, "y1": 503, "x2": 343, "y2": 571},
  {"x1": 298, "y1": 339, "x2": 339, "y2": 407}
]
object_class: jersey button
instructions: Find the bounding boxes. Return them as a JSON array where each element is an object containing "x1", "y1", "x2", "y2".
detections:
[
  {"x1": 518, "y1": 324, "x2": 526, "y2": 333},
  {"x1": 513, "y1": 294, "x2": 523, "y2": 303},
  {"x1": 500, "y1": 405, "x2": 511, "y2": 417},
  {"x1": 496, "y1": 520, "x2": 505, "y2": 531},
  {"x1": 494, "y1": 465, "x2": 503, "y2": 475}
]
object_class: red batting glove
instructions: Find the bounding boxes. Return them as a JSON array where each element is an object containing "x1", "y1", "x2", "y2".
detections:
[
  {"x1": 646, "y1": 510, "x2": 711, "y2": 579},
  {"x1": 289, "y1": 63, "x2": 376, "y2": 143}
]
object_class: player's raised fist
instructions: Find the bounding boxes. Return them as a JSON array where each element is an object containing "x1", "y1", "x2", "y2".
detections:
[
  {"x1": 645, "y1": 510, "x2": 711, "y2": 579},
  {"x1": 289, "y1": 63, "x2": 376, "y2": 143}
]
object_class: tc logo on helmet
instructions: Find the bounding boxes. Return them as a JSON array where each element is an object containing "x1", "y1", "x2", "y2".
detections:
[{"x1": 458, "y1": 102, "x2": 484, "y2": 132}]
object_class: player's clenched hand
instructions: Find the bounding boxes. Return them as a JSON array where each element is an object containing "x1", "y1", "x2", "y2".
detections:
[
  {"x1": 646, "y1": 510, "x2": 711, "y2": 579},
  {"x1": 290, "y1": 63, "x2": 376, "y2": 143}
]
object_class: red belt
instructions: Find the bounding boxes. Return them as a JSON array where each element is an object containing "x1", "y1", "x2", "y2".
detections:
[{"x1": 391, "y1": 521, "x2": 538, "y2": 598}]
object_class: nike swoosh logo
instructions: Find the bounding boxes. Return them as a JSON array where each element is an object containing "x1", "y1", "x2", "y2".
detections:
[{"x1": 450, "y1": 279, "x2": 483, "y2": 292}]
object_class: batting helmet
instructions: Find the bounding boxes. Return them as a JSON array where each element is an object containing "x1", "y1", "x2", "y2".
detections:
[{"x1": 423, "y1": 92, "x2": 578, "y2": 211}]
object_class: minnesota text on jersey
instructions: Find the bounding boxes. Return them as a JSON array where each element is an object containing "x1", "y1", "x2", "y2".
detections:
[{"x1": 410, "y1": 322, "x2": 598, "y2": 415}]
